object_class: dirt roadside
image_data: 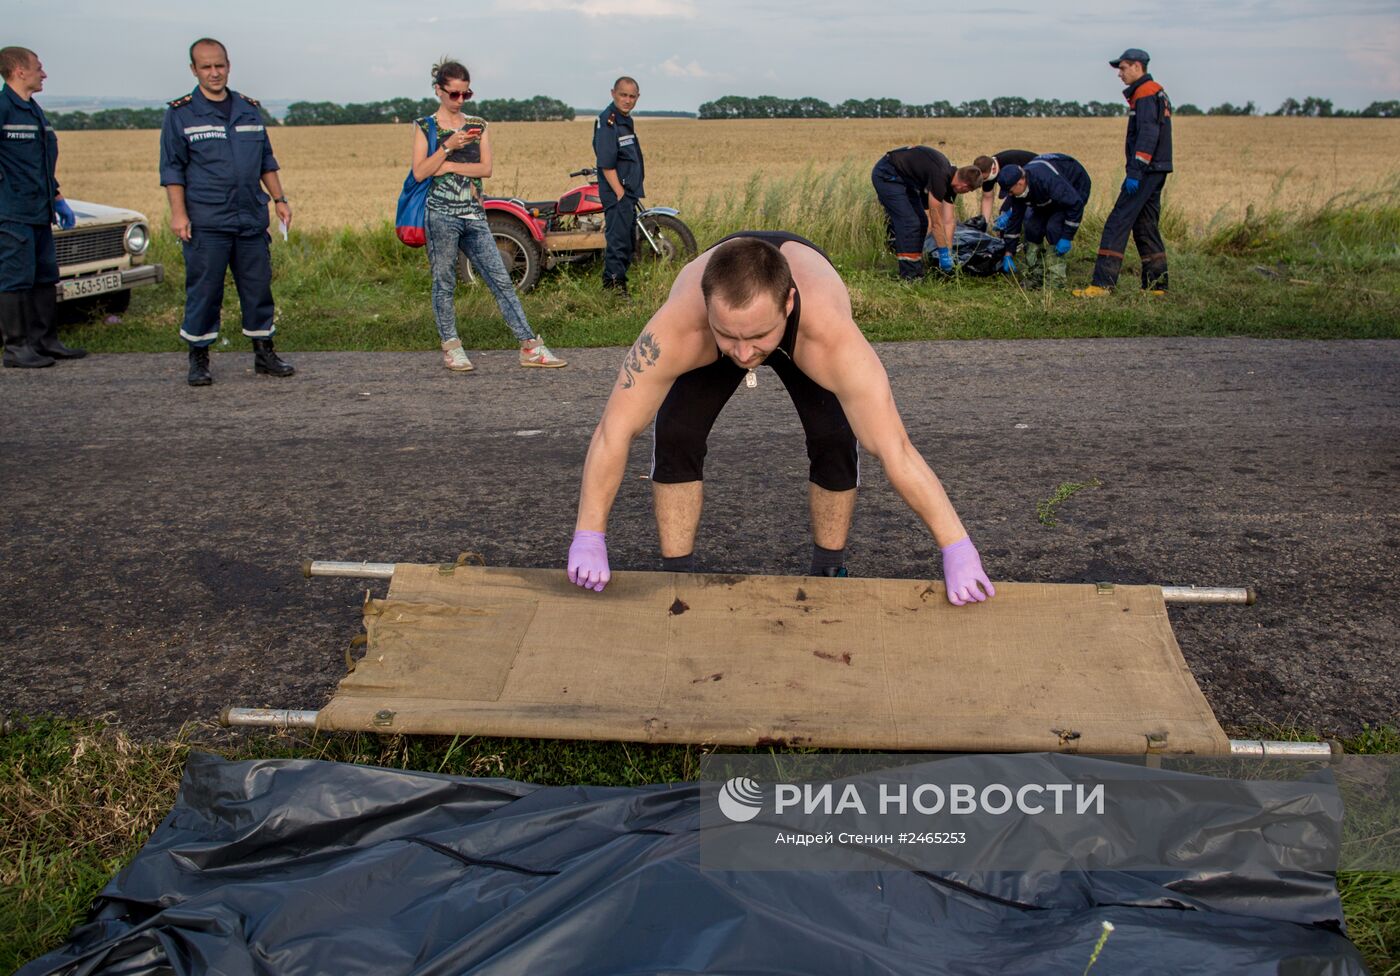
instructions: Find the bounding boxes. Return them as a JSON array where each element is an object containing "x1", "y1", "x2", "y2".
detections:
[{"x1": 1, "y1": 339, "x2": 1395, "y2": 739}]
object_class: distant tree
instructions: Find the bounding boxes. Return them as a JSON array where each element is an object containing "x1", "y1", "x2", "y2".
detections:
[
  {"x1": 1207, "y1": 101, "x2": 1256, "y2": 116},
  {"x1": 1175, "y1": 103, "x2": 1203, "y2": 116},
  {"x1": 1358, "y1": 100, "x2": 1400, "y2": 118}
]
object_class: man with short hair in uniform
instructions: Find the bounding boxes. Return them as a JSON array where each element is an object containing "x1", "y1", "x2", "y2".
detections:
[
  {"x1": 995, "y1": 154, "x2": 1092, "y2": 291},
  {"x1": 593, "y1": 76, "x2": 644, "y2": 298},
  {"x1": 971, "y1": 149, "x2": 1037, "y2": 273},
  {"x1": 871, "y1": 146, "x2": 982, "y2": 280},
  {"x1": 160, "y1": 37, "x2": 294, "y2": 386},
  {"x1": 0, "y1": 45, "x2": 85, "y2": 368},
  {"x1": 1075, "y1": 48, "x2": 1173, "y2": 298},
  {"x1": 565, "y1": 231, "x2": 996, "y2": 607}
]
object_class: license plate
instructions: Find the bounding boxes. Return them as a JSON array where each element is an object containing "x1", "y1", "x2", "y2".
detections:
[{"x1": 61, "y1": 272, "x2": 122, "y2": 301}]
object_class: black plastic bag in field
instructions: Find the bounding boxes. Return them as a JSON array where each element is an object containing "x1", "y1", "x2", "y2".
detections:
[
  {"x1": 18, "y1": 753, "x2": 1368, "y2": 976},
  {"x1": 925, "y1": 221, "x2": 1008, "y2": 276}
]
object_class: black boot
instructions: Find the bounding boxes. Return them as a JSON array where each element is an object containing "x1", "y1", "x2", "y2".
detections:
[
  {"x1": 187, "y1": 345, "x2": 212, "y2": 386},
  {"x1": 31, "y1": 286, "x2": 87, "y2": 359},
  {"x1": 252, "y1": 338, "x2": 294, "y2": 377},
  {"x1": 0, "y1": 291, "x2": 54, "y2": 368}
]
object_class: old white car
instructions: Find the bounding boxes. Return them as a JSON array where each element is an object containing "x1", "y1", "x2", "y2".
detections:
[{"x1": 55, "y1": 200, "x2": 163, "y2": 313}]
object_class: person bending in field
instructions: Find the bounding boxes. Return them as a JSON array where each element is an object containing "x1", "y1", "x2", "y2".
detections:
[
  {"x1": 411, "y1": 58, "x2": 566, "y2": 371},
  {"x1": 565, "y1": 231, "x2": 996, "y2": 607},
  {"x1": 871, "y1": 145, "x2": 982, "y2": 279},
  {"x1": 971, "y1": 149, "x2": 1038, "y2": 273}
]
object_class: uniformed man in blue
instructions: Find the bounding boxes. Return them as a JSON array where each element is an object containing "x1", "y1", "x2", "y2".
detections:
[
  {"x1": 160, "y1": 37, "x2": 294, "y2": 386},
  {"x1": 995, "y1": 154, "x2": 1092, "y2": 291},
  {"x1": 0, "y1": 46, "x2": 85, "y2": 368},
  {"x1": 1075, "y1": 48, "x2": 1174, "y2": 298},
  {"x1": 592, "y1": 76, "x2": 644, "y2": 297}
]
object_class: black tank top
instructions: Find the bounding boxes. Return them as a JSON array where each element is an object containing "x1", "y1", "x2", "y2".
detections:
[{"x1": 706, "y1": 230, "x2": 834, "y2": 355}]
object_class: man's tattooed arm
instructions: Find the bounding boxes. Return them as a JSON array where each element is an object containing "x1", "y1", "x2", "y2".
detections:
[{"x1": 620, "y1": 329, "x2": 661, "y2": 389}]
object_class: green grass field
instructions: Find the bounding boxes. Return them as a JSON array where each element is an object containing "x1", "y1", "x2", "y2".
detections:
[{"x1": 62, "y1": 169, "x2": 1400, "y2": 354}]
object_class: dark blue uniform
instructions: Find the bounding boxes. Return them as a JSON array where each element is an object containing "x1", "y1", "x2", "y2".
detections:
[
  {"x1": 0, "y1": 83, "x2": 69, "y2": 367},
  {"x1": 159, "y1": 88, "x2": 279, "y2": 347},
  {"x1": 1003, "y1": 154, "x2": 1091, "y2": 289},
  {"x1": 1002, "y1": 154, "x2": 1091, "y2": 250},
  {"x1": 1091, "y1": 74, "x2": 1173, "y2": 290},
  {"x1": 592, "y1": 104, "x2": 644, "y2": 289},
  {"x1": 0, "y1": 84, "x2": 60, "y2": 294}
]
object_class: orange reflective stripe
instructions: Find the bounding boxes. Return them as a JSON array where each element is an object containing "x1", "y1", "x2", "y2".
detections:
[
  {"x1": 1129, "y1": 80, "x2": 1164, "y2": 105},
  {"x1": 896, "y1": 252, "x2": 923, "y2": 260},
  {"x1": 1098, "y1": 248, "x2": 1124, "y2": 258}
]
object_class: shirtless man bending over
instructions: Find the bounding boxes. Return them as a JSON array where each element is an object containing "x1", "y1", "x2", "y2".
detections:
[{"x1": 565, "y1": 230, "x2": 995, "y2": 607}]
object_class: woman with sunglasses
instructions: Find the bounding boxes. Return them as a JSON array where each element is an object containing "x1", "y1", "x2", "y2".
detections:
[{"x1": 411, "y1": 59, "x2": 565, "y2": 371}]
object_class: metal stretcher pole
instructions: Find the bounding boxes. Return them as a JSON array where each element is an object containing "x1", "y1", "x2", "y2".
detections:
[
  {"x1": 214, "y1": 706, "x2": 1335, "y2": 757},
  {"x1": 302, "y1": 560, "x2": 1256, "y2": 605}
]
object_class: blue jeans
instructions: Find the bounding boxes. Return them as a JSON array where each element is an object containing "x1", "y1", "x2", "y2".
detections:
[{"x1": 425, "y1": 208, "x2": 534, "y2": 344}]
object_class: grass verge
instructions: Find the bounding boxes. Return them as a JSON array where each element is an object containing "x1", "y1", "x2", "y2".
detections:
[
  {"x1": 59, "y1": 171, "x2": 1400, "y2": 355},
  {"x1": 2, "y1": 716, "x2": 1396, "y2": 973}
]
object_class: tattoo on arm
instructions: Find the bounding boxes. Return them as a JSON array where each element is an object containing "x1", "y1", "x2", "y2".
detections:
[{"x1": 620, "y1": 329, "x2": 661, "y2": 389}]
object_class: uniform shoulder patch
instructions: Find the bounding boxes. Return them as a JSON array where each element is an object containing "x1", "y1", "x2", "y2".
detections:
[
  {"x1": 167, "y1": 94, "x2": 194, "y2": 109},
  {"x1": 607, "y1": 111, "x2": 616, "y2": 127},
  {"x1": 237, "y1": 93, "x2": 262, "y2": 107}
]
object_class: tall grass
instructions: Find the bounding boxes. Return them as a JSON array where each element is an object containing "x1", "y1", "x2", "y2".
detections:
[{"x1": 57, "y1": 163, "x2": 1400, "y2": 355}]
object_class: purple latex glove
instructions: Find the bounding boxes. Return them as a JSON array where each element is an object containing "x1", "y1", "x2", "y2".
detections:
[
  {"x1": 568, "y1": 530, "x2": 610, "y2": 592},
  {"x1": 941, "y1": 537, "x2": 995, "y2": 606}
]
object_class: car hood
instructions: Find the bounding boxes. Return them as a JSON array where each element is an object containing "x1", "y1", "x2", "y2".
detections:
[{"x1": 61, "y1": 199, "x2": 148, "y2": 227}]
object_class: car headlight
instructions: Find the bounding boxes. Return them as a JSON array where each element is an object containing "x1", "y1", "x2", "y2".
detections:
[{"x1": 124, "y1": 222, "x2": 149, "y2": 255}]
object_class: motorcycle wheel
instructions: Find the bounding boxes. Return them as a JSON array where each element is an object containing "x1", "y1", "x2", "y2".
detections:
[
  {"x1": 474, "y1": 213, "x2": 542, "y2": 293},
  {"x1": 635, "y1": 214, "x2": 698, "y2": 263}
]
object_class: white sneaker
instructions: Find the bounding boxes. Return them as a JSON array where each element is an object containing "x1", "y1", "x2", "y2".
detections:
[
  {"x1": 520, "y1": 335, "x2": 567, "y2": 368},
  {"x1": 441, "y1": 338, "x2": 474, "y2": 371}
]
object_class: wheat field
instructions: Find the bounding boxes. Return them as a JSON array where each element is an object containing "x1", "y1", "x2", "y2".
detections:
[{"x1": 54, "y1": 117, "x2": 1400, "y2": 234}]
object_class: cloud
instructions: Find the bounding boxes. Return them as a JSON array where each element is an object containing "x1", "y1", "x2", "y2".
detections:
[
  {"x1": 659, "y1": 55, "x2": 710, "y2": 78},
  {"x1": 508, "y1": 0, "x2": 696, "y2": 17}
]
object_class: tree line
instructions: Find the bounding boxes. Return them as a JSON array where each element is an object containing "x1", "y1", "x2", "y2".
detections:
[
  {"x1": 45, "y1": 96, "x2": 573, "y2": 130},
  {"x1": 283, "y1": 95, "x2": 574, "y2": 125},
  {"x1": 697, "y1": 94, "x2": 1400, "y2": 120},
  {"x1": 49, "y1": 104, "x2": 277, "y2": 130},
  {"x1": 41, "y1": 93, "x2": 1399, "y2": 129}
]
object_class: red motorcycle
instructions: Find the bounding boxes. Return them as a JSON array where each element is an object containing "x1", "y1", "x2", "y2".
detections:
[{"x1": 465, "y1": 167, "x2": 698, "y2": 292}]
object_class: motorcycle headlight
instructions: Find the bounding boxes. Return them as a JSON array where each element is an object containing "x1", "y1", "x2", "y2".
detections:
[{"x1": 124, "y1": 222, "x2": 149, "y2": 255}]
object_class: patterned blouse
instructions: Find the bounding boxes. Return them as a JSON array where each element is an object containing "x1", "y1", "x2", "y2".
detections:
[{"x1": 418, "y1": 114, "x2": 488, "y2": 218}]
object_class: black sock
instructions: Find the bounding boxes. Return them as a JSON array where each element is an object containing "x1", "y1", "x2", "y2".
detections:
[
  {"x1": 662, "y1": 553, "x2": 695, "y2": 573},
  {"x1": 810, "y1": 544, "x2": 846, "y2": 575}
]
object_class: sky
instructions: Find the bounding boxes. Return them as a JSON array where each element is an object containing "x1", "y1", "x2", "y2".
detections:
[{"x1": 6, "y1": 0, "x2": 1399, "y2": 112}]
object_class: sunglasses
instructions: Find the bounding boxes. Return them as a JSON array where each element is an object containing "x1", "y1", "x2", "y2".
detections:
[{"x1": 440, "y1": 88, "x2": 473, "y2": 101}]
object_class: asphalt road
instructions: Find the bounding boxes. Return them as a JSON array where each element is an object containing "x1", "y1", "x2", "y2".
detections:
[{"x1": 2, "y1": 339, "x2": 1396, "y2": 739}]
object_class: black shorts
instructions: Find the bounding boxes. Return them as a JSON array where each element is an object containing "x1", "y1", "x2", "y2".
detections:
[{"x1": 651, "y1": 351, "x2": 860, "y2": 492}]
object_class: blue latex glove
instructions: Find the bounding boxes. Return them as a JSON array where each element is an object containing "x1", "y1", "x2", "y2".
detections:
[
  {"x1": 1000, "y1": 253, "x2": 1015, "y2": 273},
  {"x1": 54, "y1": 199, "x2": 76, "y2": 230},
  {"x1": 993, "y1": 212, "x2": 1010, "y2": 232},
  {"x1": 1054, "y1": 238, "x2": 1072, "y2": 256},
  {"x1": 935, "y1": 247, "x2": 954, "y2": 272},
  {"x1": 1122, "y1": 177, "x2": 1140, "y2": 195}
]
